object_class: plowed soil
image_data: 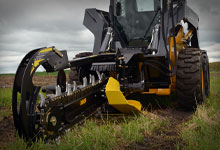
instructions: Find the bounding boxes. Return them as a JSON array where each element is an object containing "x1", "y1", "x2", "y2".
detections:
[
  {"x1": 0, "y1": 115, "x2": 15, "y2": 150},
  {"x1": 0, "y1": 76, "x2": 57, "y2": 88}
]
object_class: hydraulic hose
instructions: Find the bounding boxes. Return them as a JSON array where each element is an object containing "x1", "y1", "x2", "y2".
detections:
[
  {"x1": 161, "y1": 0, "x2": 174, "y2": 73},
  {"x1": 145, "y1": 0, "x2": 178, "y2": 77}
]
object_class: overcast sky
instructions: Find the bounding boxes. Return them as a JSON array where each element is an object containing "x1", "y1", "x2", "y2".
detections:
[{"x1": 0, "y1": 0, "x2": 219, "y2": 73}]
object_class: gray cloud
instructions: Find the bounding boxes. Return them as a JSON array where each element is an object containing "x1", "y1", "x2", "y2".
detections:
[
  {"x1": 0, "y1": 0, "x2": 220, "y2": 73},
  {"x1": 0, "y1": 0, "x2": 109, "y2": 73},
  {"x1": 188, "y1": 0, "x2": 220, "y2": 43}
]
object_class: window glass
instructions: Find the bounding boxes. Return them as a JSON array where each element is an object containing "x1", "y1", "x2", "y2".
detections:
[
  {"x1": 116, "y1": 0, "x2": 126, "y2": 16},
  {"x1": 136, "y1": 0, "x2": 154, "y2": 12}
]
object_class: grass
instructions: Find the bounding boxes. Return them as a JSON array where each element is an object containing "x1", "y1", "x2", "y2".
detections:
[
  {"x1": 209, "y1": 62, "x2": 220, "y2": 73},
  {"x1": 0, "y1": 86, "x2": 167, "y2": 149},
  {"x1": 0, "y1": 88, "x2": 12, "y2": 121},
  {"x1": 7, "y1": 114, "x2": 165, "y2": 150},
  {"x1": 0, "y1": 62, "x2": 220, "y2": 149},
  {"x1": 180, "y1": 75, "x2": 220, "y2": 150},
  {"x1": 0, "y1": 73, "x2": 15, "y2": 76},
  {"x1": 0, "y1": 88, "x2": 12, "y2": 107},
  {"x1": 180, "y1": 62, "x2": 220, "y2": 150}
]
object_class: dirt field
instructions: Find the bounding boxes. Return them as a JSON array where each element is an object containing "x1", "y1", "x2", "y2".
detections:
[
  {"x1": 0, "y1": 75, "x2": 57, "y2": 88},
  {"x1": 0, "y1": 115, "x2": 15, "y2": 150}
]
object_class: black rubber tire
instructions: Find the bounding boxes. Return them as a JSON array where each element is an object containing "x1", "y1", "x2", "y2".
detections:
[
  {"x1": 68, "y1": 52, "x2": 93, "y2": 84},
  {"x1": 176, "y1": 48, "x2": 206, "y2": 109},
  {"x1": 201, "y1": 51, "x2": 210, "y2": 97}
]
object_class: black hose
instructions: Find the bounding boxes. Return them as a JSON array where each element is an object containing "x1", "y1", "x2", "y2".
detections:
[
  {"x1": 146, "y1": 0, "x2": 178, "y2": 77},
  {"x1": 162, "y1": 0, "x2": 174, "y2": 73},
  {"x1": 144, "y1": 62, "x2": 170, "y2": 77},
  {"x1": 145, "y1": 59, "x2": 172, "y2": 73}
]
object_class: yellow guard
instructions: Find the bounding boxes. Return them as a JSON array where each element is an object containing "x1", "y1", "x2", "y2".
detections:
[{"x1": 105, "y1": 77, "x2": 142, "y2": 114}]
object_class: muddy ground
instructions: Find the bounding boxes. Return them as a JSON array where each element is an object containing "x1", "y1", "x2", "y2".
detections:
[{"x1": 0, "y1": 74, "x2": 212, "y2": 149}]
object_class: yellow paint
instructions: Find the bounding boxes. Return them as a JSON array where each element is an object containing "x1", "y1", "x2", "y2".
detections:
[
  {"x1": 39, "y1": 48, "x2": 53, "y2": 53},
  {"x1": 80, "y1": 98, "x2": 87, "y2": 106},
  {"x1": 169, "y1": 26, "x2": 193, "y2": 91},
  {"x1": 169, "y1": 27, "x2": 186, "y2": 91},
  {"x1": 30, "y1": 47, "x2": 52, "y2": 75},
  {"x1": 105, "y1": 77, "x2": 142, "y2": 114},
  {"x1": 169, "y1": 37, "x2": 176, "y2": 91},
  {"x1": 30, "y1": 59, "x2": 44, "y2": 75},
  {"x1": 142, "y1": 86, "x2": 171, "y2": 95}
]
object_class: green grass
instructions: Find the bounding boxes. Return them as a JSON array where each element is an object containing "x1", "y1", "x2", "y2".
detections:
[
  {"x1": 0, "y1": 73, "x2": 15, "y2": 76},
  {"x1": 0, "y1": 88, "x2": 12, "y2": 121},
  {"x1": 1, "y1": 62, "x2": 220, "y2": 149},
  {"x1": 180, "y1": 61, "x2": 220, "y2": 150},
  {"x1": 181, "y1": 76, "x2": 220, "y2": 150},
  {"x1": 8, "y1": 137, "x2": 50, "y2": 150},
  {"x1": 0, "y1": 88, "x2": 12, "y2": 107},
  {"x1": 0, "y1": 86, "x2": 166, "y2": 149},
  {"x1": 210, "y1": 62, "x2": 220, "y2": 73},
  {"x1": 7, "y1": 114, "x2": 165, "y2": 150}
]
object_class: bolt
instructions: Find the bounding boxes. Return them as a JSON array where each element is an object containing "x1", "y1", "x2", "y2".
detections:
[{"x1": 118, "y1": 57, "x2": 125, "y2": 60}]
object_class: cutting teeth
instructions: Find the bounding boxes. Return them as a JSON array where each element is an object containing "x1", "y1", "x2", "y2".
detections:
[
  {"x1": 91, "y1": 75, "x2": 95, "y2": 85},
  {"x1": 67, "y1": 84, "x2": 72, "y2": 95},
  {"x1": 83, "y1": 77, "x2": 88, "y2": 87},
  {"x1": 65, "y1": 82, "x2": 69, "y2": 93},
  {"x1": 99, "y1": 73, "x2": 105, "y2": 83},
  {"x1": 100, "y1": 73, "x2": 104, "y2": 80},
  {"x1": 89, "y1": 74, "x2": 92, "y2": 84},
  {"x1": 96, "y1": 71, "x2": 101, "y2": 80},
  {"x1": 56, "y1": 85, "x2": 61, "y2": 97},
  {"x1": 39, "y1": 93, "x2": 45, "y2": 107},
  {"x1": 73, "y1": 81, "x2": 77, "y2": 91}
]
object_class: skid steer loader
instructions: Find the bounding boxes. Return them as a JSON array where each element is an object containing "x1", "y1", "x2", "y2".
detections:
[{"x1": 12, "y1": 0, "x2": 210, "y2": 141}]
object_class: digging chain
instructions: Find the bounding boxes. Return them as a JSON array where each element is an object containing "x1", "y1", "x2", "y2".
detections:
[{"x1": 39, "y1": 78, "x2": 108, "y2": 139}]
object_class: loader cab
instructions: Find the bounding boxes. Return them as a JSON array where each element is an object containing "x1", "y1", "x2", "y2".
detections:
[{"x1": 112, "y1": 0, "x2": 161, "y2": 47}]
